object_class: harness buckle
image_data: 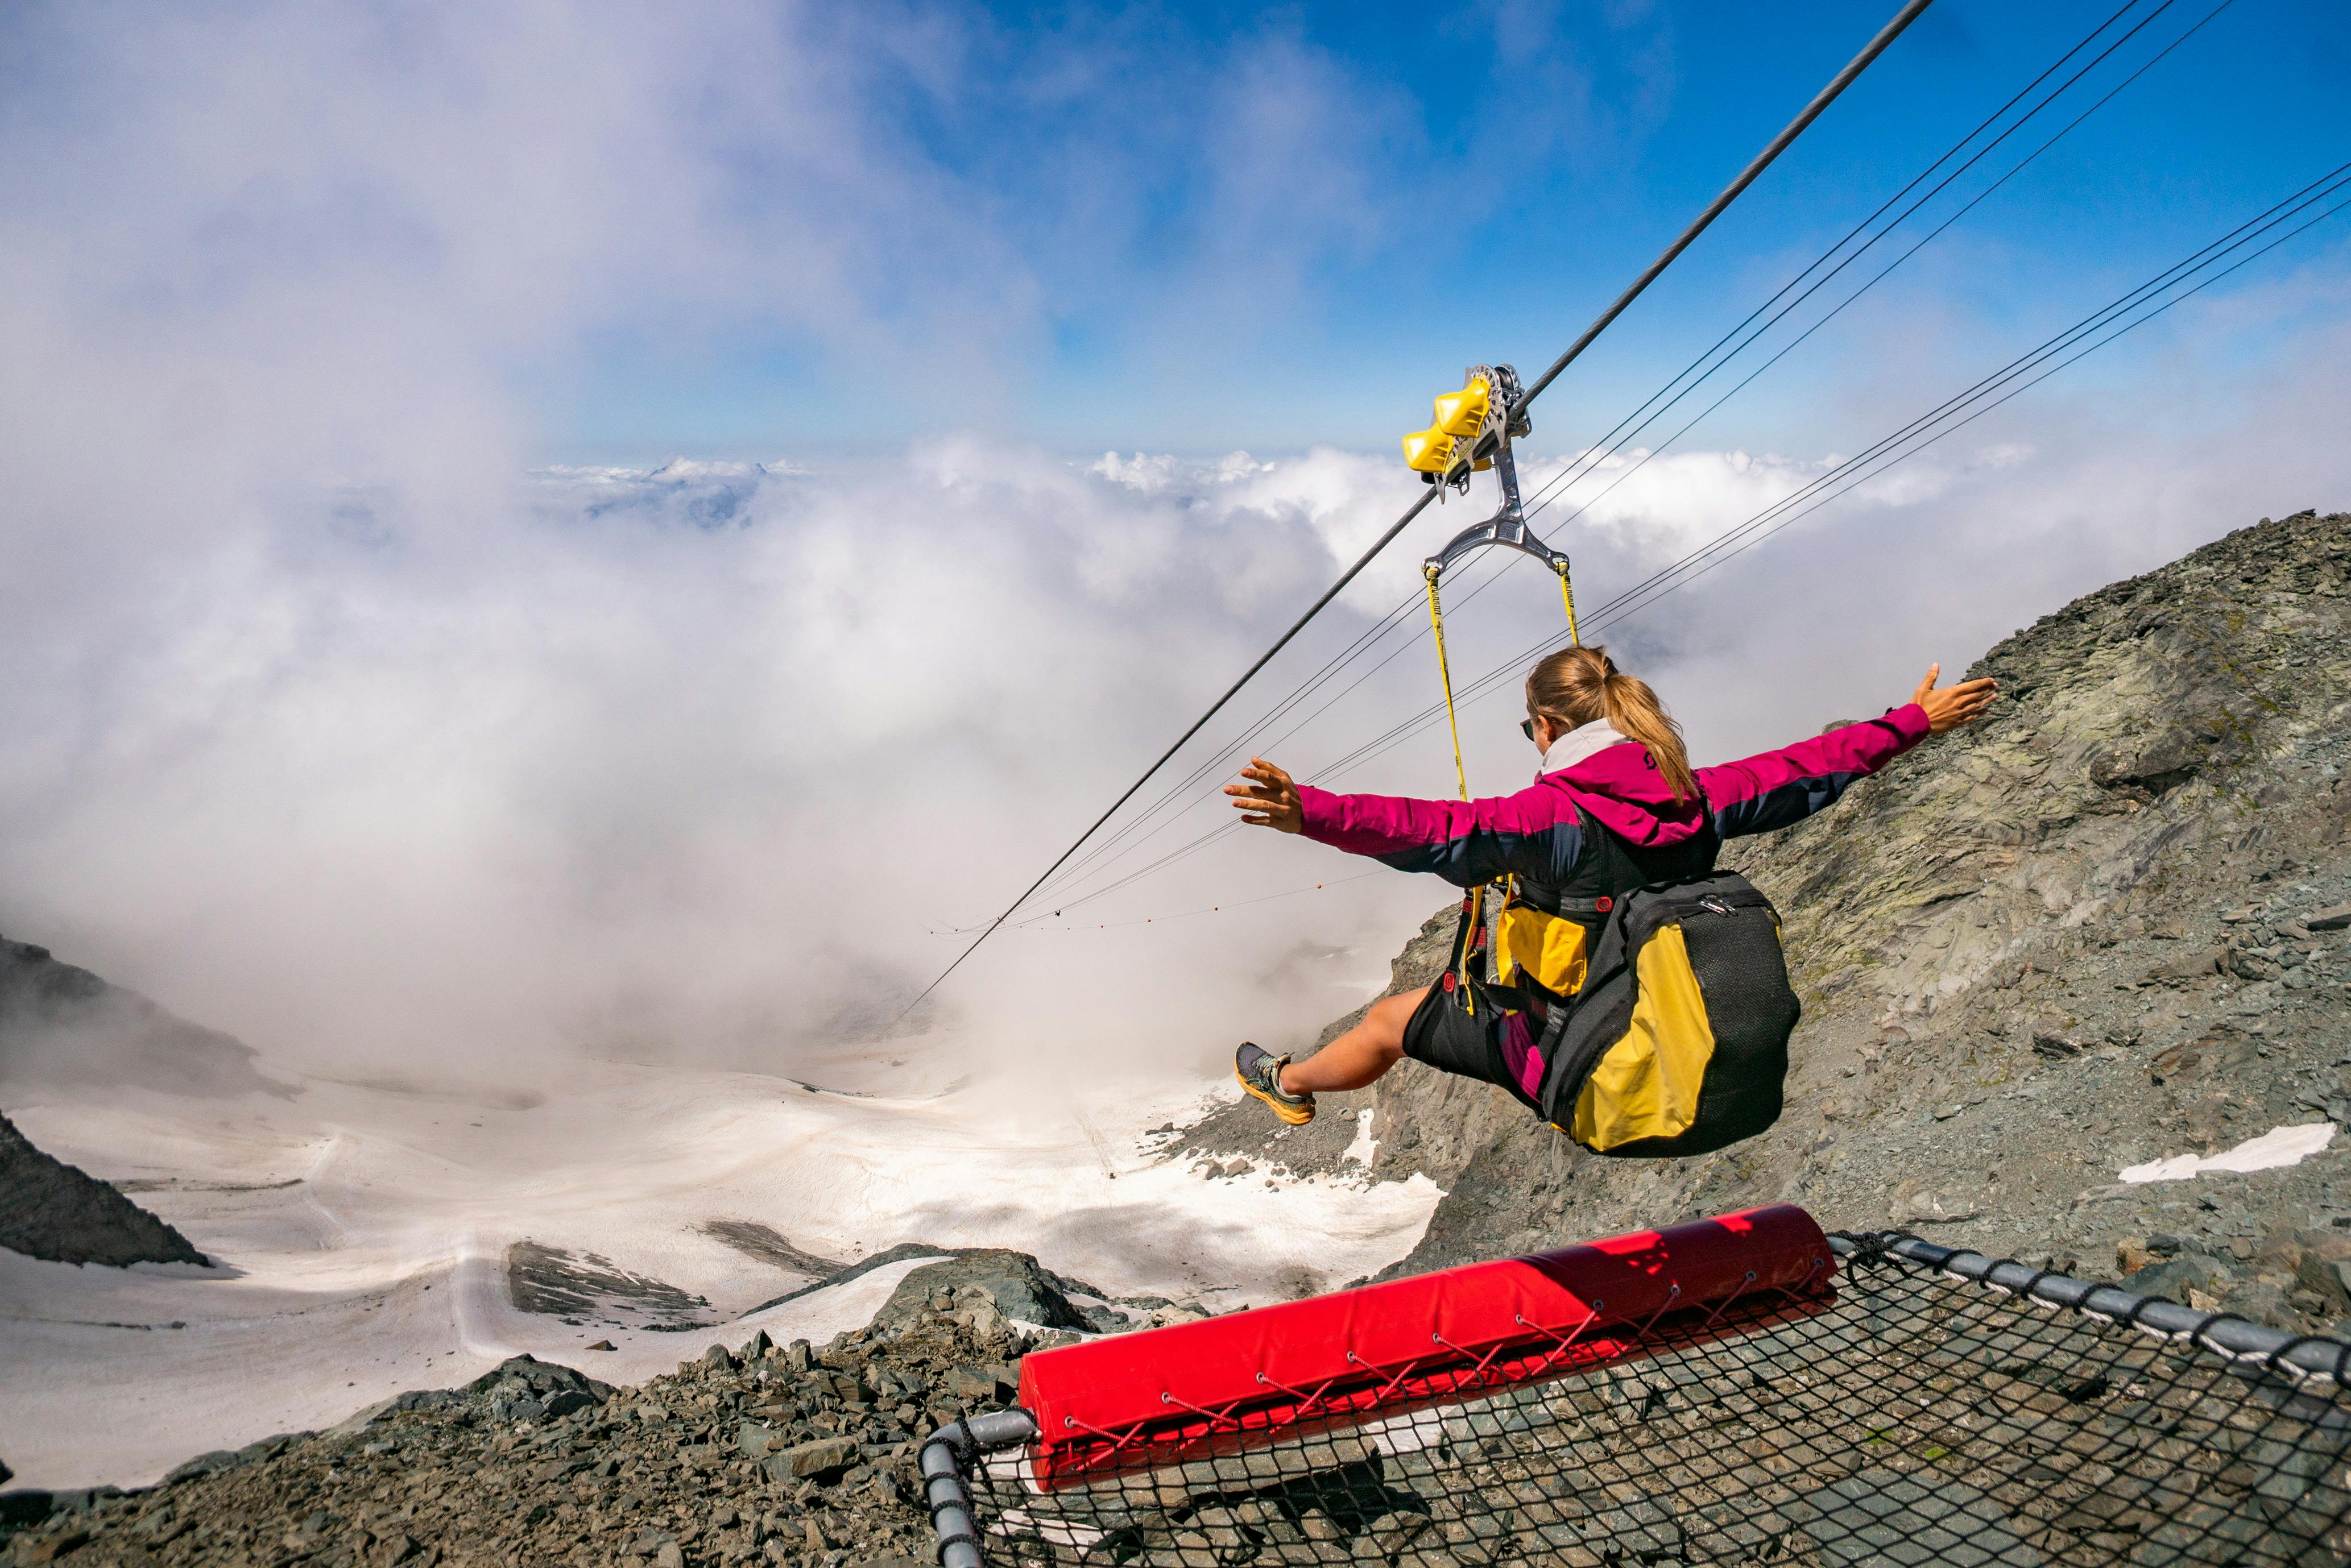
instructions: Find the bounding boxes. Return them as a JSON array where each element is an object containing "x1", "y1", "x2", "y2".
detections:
[{"x1": 1700, "y1": 895, "x2": 1733, "y2": 916}]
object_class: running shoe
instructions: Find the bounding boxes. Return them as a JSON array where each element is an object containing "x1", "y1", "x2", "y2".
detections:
[{"x1": 1235, "y1": 1042, "x2": 1314, "y2": 1126}]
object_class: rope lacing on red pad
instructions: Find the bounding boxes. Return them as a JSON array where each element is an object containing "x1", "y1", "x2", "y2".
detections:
[{"x1": 1035, "y1": 1270, "x2": 1831, "y2": 1480}]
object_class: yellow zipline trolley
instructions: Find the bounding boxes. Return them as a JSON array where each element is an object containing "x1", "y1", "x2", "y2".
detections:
[{"x1": 1404, "y1": 362, "x2": 1583, "y2": 1014}]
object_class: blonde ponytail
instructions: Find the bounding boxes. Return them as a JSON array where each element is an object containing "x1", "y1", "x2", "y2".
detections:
[{"x1": 1525, "y1": 645, "x2": 1697, "y2": 803}]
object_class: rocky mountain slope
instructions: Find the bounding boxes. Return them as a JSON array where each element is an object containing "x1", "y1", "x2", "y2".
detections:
[
  {"x1": 0, "y1": 1110, "x2": 208, "y2": 1269},
  {"x1": 1342, "y1": 509, "x2": 2351, "y2": 1331},
  {"x1": 7, "y1": 509, "x2": 2349, "y2": 1566},
  {"x1": 1, "y1": 935, "x2": 286, "y2": 1100},
  {"x1": 0, "y1": 1257, "x2": 1073, "y2": 1567}
]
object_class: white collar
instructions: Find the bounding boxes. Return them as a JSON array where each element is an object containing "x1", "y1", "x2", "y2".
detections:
[{"x1": 1538, "y1": 716, "x2": 1628, "y2": 776}]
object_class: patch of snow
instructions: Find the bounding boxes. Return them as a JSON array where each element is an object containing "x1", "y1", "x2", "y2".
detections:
[
  {"x1": 1363, "y1": 1409, "x2": 1439, "y2": 1456},
  {"x1": 1343, "y1": 1108, "x2": 1377, "y2": 1168},
  {"x1": 2119, "y1": 1122, "x2": 2337, "y2": 1184},
  {"x1": 993, "y1": 1509, "x2": 1102, "y2": 1549}
]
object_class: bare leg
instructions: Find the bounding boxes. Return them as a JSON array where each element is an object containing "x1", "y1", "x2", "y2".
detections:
[{"x1": 1280, "y1": 986, "x2": 1425, "y2": 1096}]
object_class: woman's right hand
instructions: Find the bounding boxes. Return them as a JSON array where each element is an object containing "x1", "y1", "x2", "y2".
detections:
[
  {"x1": 1911, "y1": 663, "x2": 1998, "y2": 733},
  {"x1": 1226, "y1": 758, "x2": 1304, "y2": 833}
]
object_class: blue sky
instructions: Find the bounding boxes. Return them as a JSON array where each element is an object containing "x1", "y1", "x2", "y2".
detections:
[{"x1": 533, "y1": 0, "x2": 2351, "y2": 463}]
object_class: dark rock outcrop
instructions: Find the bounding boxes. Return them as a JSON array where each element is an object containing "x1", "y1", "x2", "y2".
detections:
[
  {"x1": 1, "y1": 1293, "x2": 1040, "y2": 1563},
  {"x1": 699, "y1": 1220, "x2": 850, "y2": 1279},
  {"x1": 746, "y1": 1243, "x2": 1164, "y2": 1334},
  {"x1": 867, "y1": 1250, "x2": 1088, "y2": 1332},
  {"x1": 0, "y1": 1110, "x2": 207, "y2": 1267},
  {"x1": 506, "y1": 1241, "x2": 717, "y2": 1332},
  {"x1": 0, "y1": 935, "x2": 287, "y2": 1099},
  {"x1": 1336, "y1": 510, "x2": 2351, "y2": 1332}
]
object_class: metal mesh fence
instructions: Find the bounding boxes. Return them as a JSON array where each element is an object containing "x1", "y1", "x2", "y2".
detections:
[{"x1": 943, "y1": 1235, "x2": 2351, "y2": 1567}]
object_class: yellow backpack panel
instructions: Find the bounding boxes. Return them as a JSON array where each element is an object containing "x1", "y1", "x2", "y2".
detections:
[
  {"x1": 1495, "y1": 904, "x2": 1589, "y2": 998},
  {"x1": 1568, "y1": 922, "x2": 1719, "y2": 1151}
]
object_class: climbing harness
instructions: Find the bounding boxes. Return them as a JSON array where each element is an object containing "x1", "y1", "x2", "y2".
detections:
[{"x1": 1406, "y1": 363, "x2": 1583, "y2": 1019}]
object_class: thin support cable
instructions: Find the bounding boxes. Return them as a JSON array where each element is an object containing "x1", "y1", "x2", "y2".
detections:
[
  {"x1": 1517, "y1": 0, "x2": 1937, "y2": 408},
  {"x1": 1516, "y1": 0, "x2": 2190, "y2": 526},
  {"x1": 1522, "y1": 0, "x2": 2240, "y2": 538},
  {"x1": 892, "y1": 0, "x2": 1935, "y2": 1022},
  {"x1": 1307, "y1": 171, "x2": 2351, "y2": 789}
]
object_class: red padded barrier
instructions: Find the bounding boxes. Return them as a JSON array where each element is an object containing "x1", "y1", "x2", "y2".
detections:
[{"x1": 1016, "y1": 1203, "x2": 1833, "y2": 1487}]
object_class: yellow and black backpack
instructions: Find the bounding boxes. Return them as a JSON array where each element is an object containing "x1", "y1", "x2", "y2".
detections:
[{"x1": 1532, "y1": 869, "x2": 1800, "y2": 1156}]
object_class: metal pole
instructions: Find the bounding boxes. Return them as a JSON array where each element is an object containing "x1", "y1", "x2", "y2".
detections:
[
  {"x1": 1828, "y1": 1233, "x2": 2351, "y2": 1384},
  {"x1": 921, "y1": 1410, "x2": 1043, "y2": 1568}
]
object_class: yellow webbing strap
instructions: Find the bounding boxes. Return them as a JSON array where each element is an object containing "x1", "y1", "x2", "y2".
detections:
[
  {"x1": 1424, "y1": 566, "x2": 1470, "y2": 802},
  {"x1": 1425, "y1": 565, "x2": 1481, "y2": 1014},
  {"x1": 1556, "y1": 560, "x2": 1582, "y2": 647}
]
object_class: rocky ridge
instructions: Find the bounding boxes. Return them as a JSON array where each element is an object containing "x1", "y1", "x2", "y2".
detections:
[
  {"x1": 1272, "y1": 509, "x2": 2351, "y2": 1332},
  {"x1": 0, "y1": 1110, "x2": 208, "y2": 1269},
  {"x1": 0, "y1": 936, "x2": 285, "y2": 1101},
  {"x1": 0, "y1": 1259, "x2": 1079, "y2": 1567}
]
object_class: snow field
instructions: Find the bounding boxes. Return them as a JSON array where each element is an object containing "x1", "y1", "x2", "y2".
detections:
[{"x1": 0, "y1": 1060, "x2": 1439, "y2": 1488}]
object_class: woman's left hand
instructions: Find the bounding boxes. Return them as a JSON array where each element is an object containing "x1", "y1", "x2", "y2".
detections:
[
  {"x1": 1226, "y1": 758, "x2": 1303, "y2": 833},
  {"x1": 1911, "y1": 663, "x2": 1998, "y2": 733}
]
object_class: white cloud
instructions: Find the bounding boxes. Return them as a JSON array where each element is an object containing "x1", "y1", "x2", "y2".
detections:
[
  {"x1": 5, "y1": 343, "x2": 2349, "y2": 1091},
  {"x1": 0, "y1": 2, "x2": 2345, "y2": 1106}
]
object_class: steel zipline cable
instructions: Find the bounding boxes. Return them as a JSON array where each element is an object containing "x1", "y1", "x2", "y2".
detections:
[
  {"x1": 1515, "y1": 0, "x2": 2238, "y2": 541},
  {"x1": 1019, "y1": 157, "x2": 2351, "y2": 929},
  {"x1": 1299, "y1": 163, "x2": 2351, "y2": 790},
  {"x1": 1508, "y1": 0, "x2": 2170, "y2": 532},
  {"x1": 1023, "y1": 552, "x2": 1520, "y2": 909},
  {"x1": 1011, "y1": 0, "x2": 2214, "y2": 922},
  {"x1": 888, "y1": 0, "x2": 1938, "y2": 1022}
]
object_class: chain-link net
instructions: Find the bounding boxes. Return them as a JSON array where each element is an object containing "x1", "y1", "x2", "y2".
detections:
[{"x1": 952, "y1": 1238, "x2": 2351, "y2": 1567}]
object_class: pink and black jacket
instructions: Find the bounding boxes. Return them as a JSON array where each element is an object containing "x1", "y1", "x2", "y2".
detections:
[{"x1": 1297, "y1": 704, "x2": 1933, "y2": 1013}]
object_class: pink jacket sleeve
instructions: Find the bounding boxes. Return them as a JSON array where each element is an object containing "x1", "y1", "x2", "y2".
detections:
[
  {"x1": 1699, "y1": 703, "x2": 1931, "y2": 839},
  {"x1": 1294, "y1": 779, "x2": 1580, "y2": 888}
]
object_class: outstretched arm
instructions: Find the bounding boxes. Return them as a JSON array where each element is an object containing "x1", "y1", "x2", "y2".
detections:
[
  {"x1": 1227, "y1": 759, "x2": 1578, "y2": 888},
  {"x1": 1702, "y1": 663, "x2": 1996, "y2": 839}
]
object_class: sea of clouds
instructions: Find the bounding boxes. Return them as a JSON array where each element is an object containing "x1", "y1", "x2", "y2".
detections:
[{"x1": 2, "y1": 2, "x2": 2347, "y2": 1098}]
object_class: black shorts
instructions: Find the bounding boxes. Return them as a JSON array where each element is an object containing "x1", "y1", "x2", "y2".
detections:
[{"x1": 1400, "y1": 984, "x2": 1545, "y2": 1109}]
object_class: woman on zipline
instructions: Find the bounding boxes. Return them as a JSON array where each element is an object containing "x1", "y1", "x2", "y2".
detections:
[{"x1": 1226, "y1": 644, "x2": 1994, "y2": 1127}]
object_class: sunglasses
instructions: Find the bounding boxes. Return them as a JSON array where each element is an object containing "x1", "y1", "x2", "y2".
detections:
[{"x1": 1521, "y1": 718, "x2": 1538, "y2": 742}]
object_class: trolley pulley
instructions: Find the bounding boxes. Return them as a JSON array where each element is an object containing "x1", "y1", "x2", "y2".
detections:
[
  {"x1": 1401, "y1": 363, "x2": 1580, "y2": 640},
  {"x1": 1401, "y1": 362, "x2": 1586, "y2": 1015}
]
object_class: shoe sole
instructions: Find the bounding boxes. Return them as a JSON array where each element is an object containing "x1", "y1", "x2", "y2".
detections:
[{"x1": 1234, "y1": 1065, "x2": 1315, "y2": 1126}]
